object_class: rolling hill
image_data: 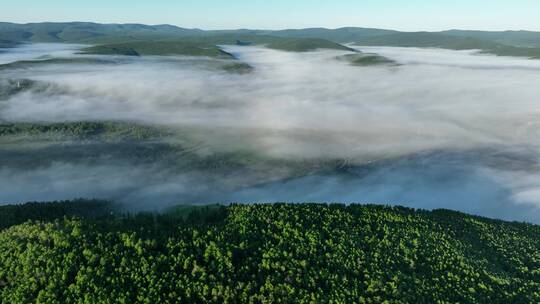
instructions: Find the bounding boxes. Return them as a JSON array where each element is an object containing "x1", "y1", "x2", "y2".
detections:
[
  {"x1": 263, "y1": 37, "x2": 353, "y2": 52},
  {"x1": 349, "y1": 32, "x2": 540, "y2": 58},
  {"x1": 336, "y1": 53, "x2": 396, "y2": 66},
  {"x1": 81, "y1": 40, "x2": 235, "y2": 57},
  {"x1": 0, "y1": 201, "x2": 538, "y2": 303},
  {"x1": 442, "y1": 29, "x2": 540, "y2": 48},
  {"x1": 269, "y1": 27, "x2": 399, "y2": 42},
  {"x1": 3, "y1": 22, "x2": 540, "y2": 58},
  {"x1": 0, "y1": 22, "x2": 203, "y2": 44},
  {"x1": 0, "y1": 22, "x2": 354, "y2": 55}
]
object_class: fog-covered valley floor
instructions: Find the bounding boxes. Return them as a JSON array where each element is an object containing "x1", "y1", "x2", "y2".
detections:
[{"x1": 2, "y1": 43, "x2": 540, "y2": 223}]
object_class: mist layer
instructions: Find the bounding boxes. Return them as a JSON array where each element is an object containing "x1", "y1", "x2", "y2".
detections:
[{"x1": 2, "y1": 44, "x2": 540, "y2": 222}]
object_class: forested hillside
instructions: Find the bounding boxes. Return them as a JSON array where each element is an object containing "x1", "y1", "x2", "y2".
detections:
[
  {"x1": 0, "y1": 201, "x2": 539, "y2": 303},
  {"x1": 3, "y1": 22, "x2": 540, "y2": 58}
]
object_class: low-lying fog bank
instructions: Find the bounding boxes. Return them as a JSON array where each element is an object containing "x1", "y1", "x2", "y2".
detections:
[
  {"x1": 2, "y1": 43, "x2": 540, "y2": 223},
  {"x1": 0, "y1": 43, "x2": 85, "y2": 64}
]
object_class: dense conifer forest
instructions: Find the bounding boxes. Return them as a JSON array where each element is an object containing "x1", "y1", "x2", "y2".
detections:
[{"x1": 0, "y1": 201, "x2": 539, "y2": 303}]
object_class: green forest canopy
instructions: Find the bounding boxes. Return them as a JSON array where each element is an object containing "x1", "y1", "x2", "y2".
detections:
[{"x1": 0, "y1": 200, "x2": 539, "y2": 303}]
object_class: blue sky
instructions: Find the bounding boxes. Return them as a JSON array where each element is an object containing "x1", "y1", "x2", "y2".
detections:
[{"x1": 2, "y1": 0, "x2": 539, "y2": 31}]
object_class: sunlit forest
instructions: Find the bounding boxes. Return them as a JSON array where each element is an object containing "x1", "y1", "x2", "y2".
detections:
[{"x1": 1, "y1": 201, "x2": 539, "y2": 303}]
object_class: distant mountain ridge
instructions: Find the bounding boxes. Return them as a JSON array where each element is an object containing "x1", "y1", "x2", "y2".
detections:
[
  {"x1": 2, "y1": 22, "x2": 540, "y2": 58},
  {"x1": 3, "y1": 22, "x2": 540, "y2": 45},
  {"x1": 0, "y1": 22, "x2": 204, "y2": 44}
]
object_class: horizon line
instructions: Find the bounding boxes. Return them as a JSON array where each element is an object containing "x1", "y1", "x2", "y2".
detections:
[{"x1": 2, "y1": 20, "x2": 539, "y2": 33}]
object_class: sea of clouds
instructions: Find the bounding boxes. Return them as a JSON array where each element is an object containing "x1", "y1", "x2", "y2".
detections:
[{"x1": 2, "y1": 43, "x2": 540, "y2": 222}]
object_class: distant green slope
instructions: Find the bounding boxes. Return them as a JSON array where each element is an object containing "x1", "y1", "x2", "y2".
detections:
[
  {"x1": 81, "y1": 44, "x2": 141, "y2": 56},
  {"x1": 0, "y1": 55, "x2": 252, "y2": 76},
  {"x1": 337, "y1": 53, "x2": 396, "y2": 66},
  {"x1": 80, "y1": 35, "x2": 352, "y2": 56},
  {"x1": 0, "y1": 121, "x2": 168, "y2": 141},
  {"x1": 222, "y1": 62, "x2": 254, "y2": 74},
  {"x1": 0, "y1": 57, "x2": 115, "y2": 71},
  {"x1": 443, "y1": 29, "x2": 540, "y2": 48},
  {"x1": 0, "y1": 201, "x2": 539, "y2": 303},
  {"x1": 268, "y1": 28, "x2": 540, "y2": 58},
  {"x1": 0, "y1": 199, "x2": 115, "y2": 230},
  {"x1": 265, "y1": 37, "x2": 354, "y2": 52},
  {"x1": 353, "y1": 32, "x2": 540, "y2": 59},
  {"x1": 355, "y1": 32, "x2": 497, "y2": 49},
  {"x1": 482, "y1": 45, "x2": 540, "y2": 59},
  {"x1": 81, "y1": 40, "x2": 235, "y2": 58},
  {"x1": 0, "y1": 22, "x2": 203, "y2": 44},
  {"x1": 270, "y1": 27, "x2": 398, "y2": 42},
  {"x1": 3, "y1": 22, "x2": 540, "y2": 58},
  {"x1": 174, "y1": 34, "x2": 354, "y2": 52},
  {"x1": 0, "y1": 22, "x2": 352, "y2": 53}
]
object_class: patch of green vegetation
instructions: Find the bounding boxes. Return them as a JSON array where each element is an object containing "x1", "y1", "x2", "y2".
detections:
[
  {"x1": 269, "y1": 27, "x2": 398, "y2": 43},
  {"x1": 80, "y1": 36, "x2": 353, "y2": 57},
  {"x1": 0, "y1": 23, "x2": 355, "y2": 54},
  {"x1": 81, "y1": 41, "x2": 235, "y2": 58},
  {"x1": 354, "y1": 32, "x2": 540, "y2": 59},
  {"x1": 0, "y1": 122, "x2": 262, "y2": 171},
  {"x1": 0, "y1": 121, "x2": 362, "y2": 176},
  {"x1": 0, "y1": 201, "x2": 538, "y2": 303},
  {"x1": 235, "y1": 39, "x2": 252, "y2": 46},
  {"x1": 482, "y1": 45, "x2": 540, "y2": 59},
  {"x1": 0, "y1": 121, "x2": 168, "y2": 141},
  {"x1": 164, "y1": 204, "x2": 227, "y2": 222},
  {"x1": 222, "y1": 62, "x2": 254, "y2": 74},
  {"x1": 0, "y1": 141, "x2": 181, "y2": 169},
  {"x1": 178, "y1": 34, "x2": 354, "y2": 52},
  {"x1": 337, "y1": 53, "x2": 396, "y2": 66},
  {"x1": 355, "y1": 32, "x2": 493, "y2": 49},
  {"x1": 0, "y1": 199, "x2": 116, "y2": 230},
  {"x1": 0, "y1": 201, "x2": 227, "y2": 232},
  {"x1": 0, "y1": 121, "x2": 179, "y2": 168},
  {"x1": 81, "y1": 45, "x2": 140, "y2": 56},
  {"x1": 265, "y1": 37, "x2": 354, "y2": 52},
  {"x1": 0, "y1": 22, "x2": 202, "y2": 44},
  {"x1": 0, "y1": 57, "x2": 116, "y2": 71},
  {"x1": 443, "y1": 29, "x2": 540, "y2": 48},
  {"x1": 0, "y1": 26, "x2": 34, "y2": 43}
]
